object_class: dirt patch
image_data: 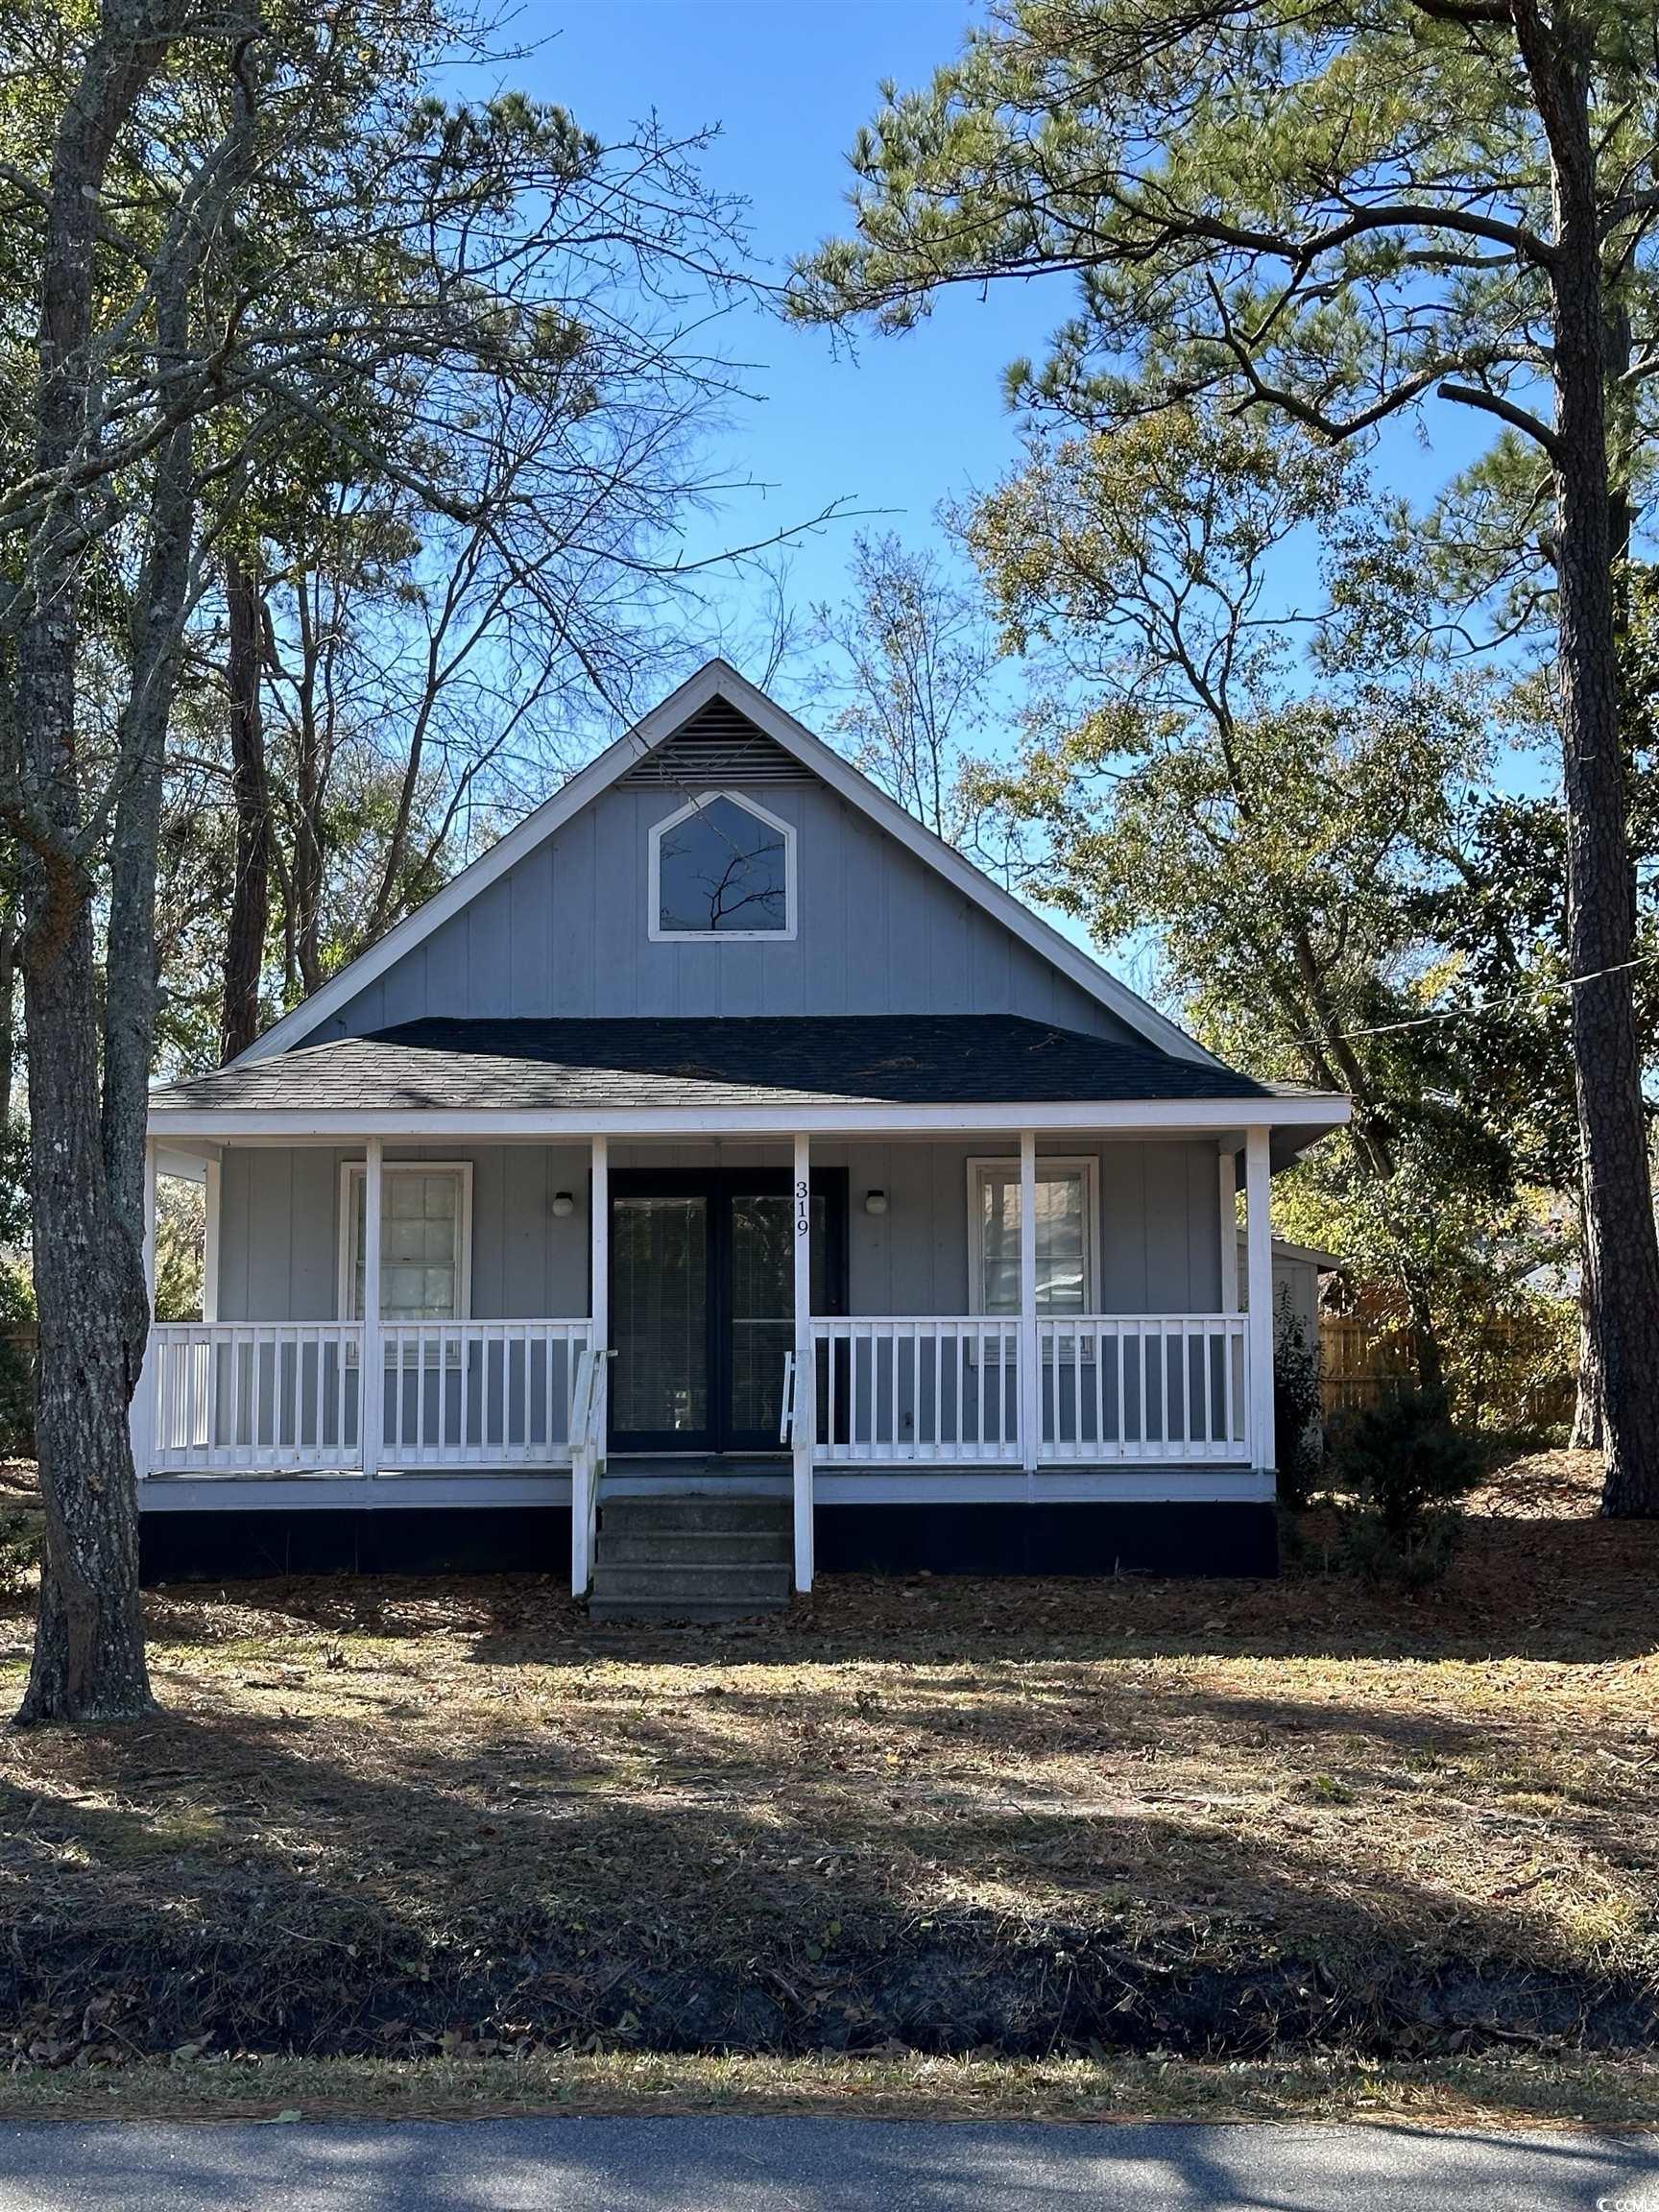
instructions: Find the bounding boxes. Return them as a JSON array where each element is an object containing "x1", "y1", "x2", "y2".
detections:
[{"x1": 2, "y1": 1450, "x2": 1657, "y2": 2077}]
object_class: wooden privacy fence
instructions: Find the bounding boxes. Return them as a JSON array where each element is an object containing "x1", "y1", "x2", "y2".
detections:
[
  {"x1": 1318, "y1": 1317, "x2": 1414, "y2": 1415},
  {"x1": 1318, "y1": 1310, "x2": 1575, "y2": 1434}
]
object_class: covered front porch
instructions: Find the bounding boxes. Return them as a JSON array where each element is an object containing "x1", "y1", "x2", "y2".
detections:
[{"x1": 134, "y1": 1114, "x2": 1308, "y2": 1594}]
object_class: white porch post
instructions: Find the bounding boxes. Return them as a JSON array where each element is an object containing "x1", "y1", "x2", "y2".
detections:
[
  {"x1": 203, "y1": 1154, "x2": 222, "y2": 1323},
  {"x1": 792, "y1": 1132, "x2": 814, "y2": 1592},
  {"x1": 129, "y1": 1139, "x2": 157, "y2": 1480},
  {"x1": 361, "y1": 1136, "x2": 383, "y2": 1480},
  {"x1": 589, "y1": 1136, "x2": 609, "y2": 1355},
  {"x1": 572, "y1": 1134, "x2": 608, "y2": 1598},
  {"x1": 1217, "y1": 1145, "x2": 1238, "y2": 1312},
  {"x1": 1019, "y1": 1129, "x2": 1039, "y2": 1477},
  {"x1": 1244, "y1": 1125, "x2": 1275, "y2": 1473}
]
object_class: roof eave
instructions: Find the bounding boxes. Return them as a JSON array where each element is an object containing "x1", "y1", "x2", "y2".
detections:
[{"x1": 147, "y1": 1092, "x2": 1352, "y2": 1143}]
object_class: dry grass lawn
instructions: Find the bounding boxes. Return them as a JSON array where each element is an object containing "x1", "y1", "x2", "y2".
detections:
[{"x1": 1, "y1": 1449, "x2": 1657, "y2": 2125}]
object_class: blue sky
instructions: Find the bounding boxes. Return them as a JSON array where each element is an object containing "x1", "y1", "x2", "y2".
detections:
[
  {"x1": 528, "y1": 1, "x2": 1075, "y2": 638},
  {"x1": 530, "y1": 0, "x2": 1500, "y2": 658},
  {"x1": 523, "y1": 1, "x2": 1533, "y2": 983}
]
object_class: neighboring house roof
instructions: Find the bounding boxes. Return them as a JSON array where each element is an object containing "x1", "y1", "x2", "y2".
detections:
[
  {"x1": 156, "y1": 1016, "x2": 1292, "y2": 1117},
  {"x1": 234, "y1": 659, "x2": 1220, "y2": 1070},
  {"x1": 1237, "y1": 1232, "x2": 1344, "y2": 1272}
]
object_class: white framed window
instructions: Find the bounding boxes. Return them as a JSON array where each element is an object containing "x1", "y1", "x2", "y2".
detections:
[
  {"x1": 967, "y1": 1156, "x2": 1098, "y2": 1316},
  {"x1": 339, "y1": 1161, "x2": 473, "y2": 1323},
  {"x1": 648, "y1": 789, "x2": 797, "y2": 942}
]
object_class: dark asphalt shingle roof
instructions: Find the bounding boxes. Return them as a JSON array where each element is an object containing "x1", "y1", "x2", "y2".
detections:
[{"x1": 151, "y1": 1016, "x2": 1287, "y2": 1115}]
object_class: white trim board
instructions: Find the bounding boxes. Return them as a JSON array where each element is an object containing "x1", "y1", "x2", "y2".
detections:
[
  {"x1": 148, "y1": 1094, "x2": 1351, "y2": 1142},
  {"x1": 232, "y1": 660, "x2": 1218, "y2": 1070}
]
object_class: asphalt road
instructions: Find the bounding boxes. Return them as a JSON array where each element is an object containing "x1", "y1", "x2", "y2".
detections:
[{"x1": 0, "y1": 2116, "x2": 1655, "y2": 2209}]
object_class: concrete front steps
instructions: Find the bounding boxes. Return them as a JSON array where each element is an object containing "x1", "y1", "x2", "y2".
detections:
[{"x1": 587, "y1": 1492, "x2": 793, "y2": 1623}]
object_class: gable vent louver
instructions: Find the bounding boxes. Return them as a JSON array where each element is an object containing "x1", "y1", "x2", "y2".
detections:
[{"x1": 617, "y1": 694, "x2": 813, "y2": 786}]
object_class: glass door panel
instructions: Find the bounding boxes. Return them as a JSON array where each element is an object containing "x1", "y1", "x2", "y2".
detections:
[
  {"x1": 611, "y1": 1194, "x2": 709, "y2": 1444},
  {"x1": 727, "y1": 1193, "x2": 793, "y2": 1442},
  {"x1": 608, "y1": 1174, "x2": 846, "y2": 1456}
]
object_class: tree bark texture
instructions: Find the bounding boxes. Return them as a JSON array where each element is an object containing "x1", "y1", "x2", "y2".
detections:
[
  {"x1": 289, "y1": 601, "x2": 326, "y2": 999},
  {"x1": 12, "y1": 2, "x2": 190, "y2": 1722},
  {"x1": 219, "y1": 547, "x2": 270, "y2": 1064}
]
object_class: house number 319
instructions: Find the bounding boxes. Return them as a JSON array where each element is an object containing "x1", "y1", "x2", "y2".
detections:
[{"x1": 795, "y1": 1181, "x2": 809, "y2": 1236}]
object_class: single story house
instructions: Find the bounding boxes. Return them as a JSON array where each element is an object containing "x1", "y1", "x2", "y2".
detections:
[{"x1": 138, "y1": 661, "x2": 1349, "y2": 1607}]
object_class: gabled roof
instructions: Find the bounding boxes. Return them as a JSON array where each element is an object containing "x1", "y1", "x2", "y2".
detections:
[{"x1": 237, "y1": 660, "x2": 1219, "y2": 1069}]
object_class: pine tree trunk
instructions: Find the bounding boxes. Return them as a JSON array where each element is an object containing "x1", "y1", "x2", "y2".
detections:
[
  {"x1": 1530, "y1": 35, "x2": 1659, "y2": 1514},
  {"x1": 219, "y1": 547, "x2": 270, "y2": 1064}
]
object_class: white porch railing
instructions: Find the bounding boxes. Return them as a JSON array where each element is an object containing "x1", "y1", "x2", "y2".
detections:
[
  {"x1": 1038, "y1": 1314, "x2": 1248, "y2": 1462},
  {"x1": 381, "y1": 1321, "x2": 590, "y2": 1468},
  {"x1": 804, "y1": 1313, "x2": 1251, "y2": 1467},
  {"x1": 148, "y1": 1319, "x2": 590, "y2": 1475},
  {"x1": 810, "y1": 1317, "x2": 1022, "y2": 1464},
  {"x1": 150, "y1": 1323, "x2": 363, "y2": 1474},
  {"x1": 149, "y1": 1312, "x2": 1250, "y2": 1478}
]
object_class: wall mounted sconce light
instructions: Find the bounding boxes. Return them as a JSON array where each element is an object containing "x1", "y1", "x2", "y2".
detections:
[
  {"x1": 863, "y1": 1189, "x2": 888, "y2": 1216},
  {"x1": 551, "y1": 1190, "x2": 575, "y2": 1219}
]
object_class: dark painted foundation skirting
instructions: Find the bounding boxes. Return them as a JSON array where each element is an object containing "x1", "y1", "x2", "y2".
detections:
[
  {"x1": 812, "y1": 1499, "x2": 1278, "y2": 1578},
  {"x1": 141, "y1": 1498, "x2": 1277, "y2": 1583},
  {"x1": 140, "y1": 1506, "x2": 573, "y2": 1584}
]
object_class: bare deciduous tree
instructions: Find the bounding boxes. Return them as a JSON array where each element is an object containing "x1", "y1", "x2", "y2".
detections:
[
  {"x1": 0, "y1": 0, "x2": 763, "y2": 1718},
  {"x1": 807, "y1": 531, "x2": 999, "y2": 844}
]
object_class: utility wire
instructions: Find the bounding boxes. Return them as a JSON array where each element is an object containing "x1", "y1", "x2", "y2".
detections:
[{"x1": 1294, "y1": 947, "x2": 1659, "y2": 1050}]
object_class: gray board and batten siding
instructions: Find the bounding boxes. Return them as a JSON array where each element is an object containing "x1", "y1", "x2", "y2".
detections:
[
  {"x1": 215, "y1": 718, "x2": 1221, "y2": 1326},
  {"x1": 317, "y1": 775, "x2": 1142, "y2": 1041},
  {"x1": 214, "y1": 1137, "x2": 1223, "y2": 1327}
]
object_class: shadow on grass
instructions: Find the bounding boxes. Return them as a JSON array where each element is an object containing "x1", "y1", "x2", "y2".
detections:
[{"x1": 2, "y1": 1628, "x2": 1654, "y2": 2072}]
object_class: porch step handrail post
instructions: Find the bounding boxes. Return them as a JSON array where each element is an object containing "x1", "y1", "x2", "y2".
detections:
[
  {"x1": 1019, "y1": 1130, "x2": 1039, "y2": 1478},
  {"x1": 1244, "y1": 1124, "x2": 1275, "y2": 1475},
  {"x1": 792, "y1": 1132, "x2": 814, "y2": 1592},
  {"x1": 130, "y1": 1139, "x2": 157, "y2": 1481},
  {"x1": 574, "y1": 1136, "x2": 608, "y2": 1601},
  {"x1": 361, "y1": 1136, "x2": 383, "y2": 1479},
  {"x1": 570, "y1": 1351, "x2": 594, "y2": 1597},
  {"x1": 589, "y1": 1136, "x2": 608, "y2": 1362}
]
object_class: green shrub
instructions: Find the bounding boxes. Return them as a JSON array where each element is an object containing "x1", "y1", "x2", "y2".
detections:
[
  {"x1": 0, "y1": 1262, "x2": 34, "y2": 1458},
  {"x1": 0, "y1": 1509, "x2": 40, "y2": 1599},
  {"x1": 1332, "y1": 1385, "x2": 1482, "y2": 1585},
  {"x1": 1272, "y1": 1290, "x2": 1323, "y2": 1511}
]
